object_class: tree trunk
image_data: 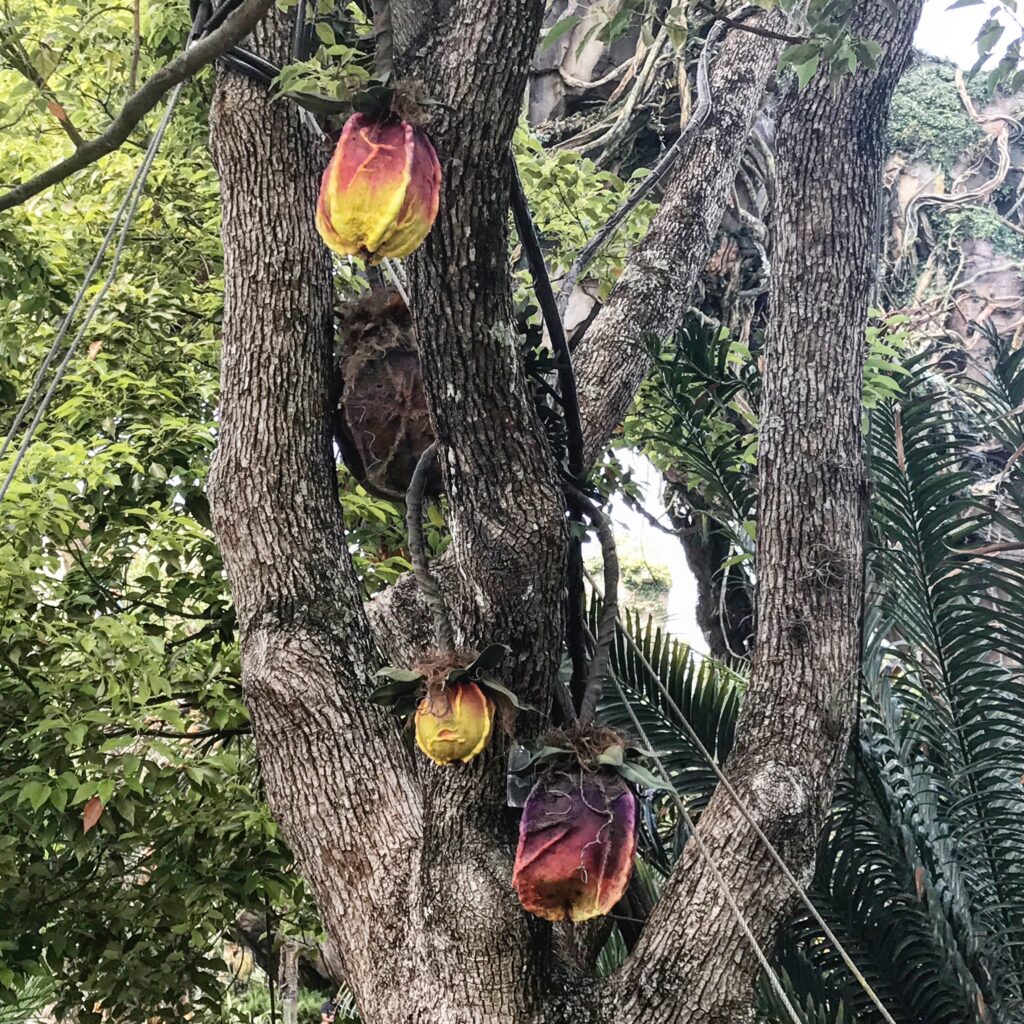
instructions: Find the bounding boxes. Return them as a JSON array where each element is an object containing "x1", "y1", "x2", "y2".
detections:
[
  {"x1": 607, "y1": 5, "x2": 921, "y2": 1021},
  {"x1": 208, "y1": 13, "x2": 425, "y2": 1021},
  {"x1": 663, "y1": 484, "x2": 755, "y2": 659},
  {"x1": 206, "y1": 2, "x2": 921, "y2": 1022},
  {"x1": 572, "y1": 8, "x2": 800, "y2": 465}
]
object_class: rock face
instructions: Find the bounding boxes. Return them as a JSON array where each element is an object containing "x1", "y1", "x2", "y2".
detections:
[
  {"x1": 883, "y1": 58, "x2": 1024, "y2": 361},
  {"x1": 530, "y1": 22, "x2": 1024, "y2": 356}
]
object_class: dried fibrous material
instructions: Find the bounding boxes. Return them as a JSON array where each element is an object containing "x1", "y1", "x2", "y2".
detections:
[
  {"x1": 513, "y1": 766, "x2": 637, "y2": 922},
  {"x1": 316, "y1": 113, "x2": 441, "y2": 263},
  {"x1": 334, "y1": 290, "x2": 438, "y2": 500}
]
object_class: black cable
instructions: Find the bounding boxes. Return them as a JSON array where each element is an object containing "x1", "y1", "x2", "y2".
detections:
[
  {"x1": 290, "y1": 0, "x2": 311, "y2": 63},
  {"x1": 565, "y1": 536, "x2": 588, "y2": 713},
  {"x1": 508, "y1": 156, "x2": 599, "y2": 717},
  {"x1": 509, "y1": 155, "x2": 585, "y2": 484},
  {"x1": 190, "y1": 0, "x2": 352, "y2": 114}
]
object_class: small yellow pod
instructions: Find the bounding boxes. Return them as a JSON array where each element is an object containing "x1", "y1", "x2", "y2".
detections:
[{"x1": 414, "y1": 681, "x2": 494, "y2": 765}]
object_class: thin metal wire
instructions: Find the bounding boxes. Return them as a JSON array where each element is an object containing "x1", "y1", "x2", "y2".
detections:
[
  {"x1": 605, "y1": 663, "x2": 804, "y2": 1024},
  {"x1": 381, "y1": 258, "x2": 410, "y2": 307},
  {"x1": 0, "y1": 183, "x2": 138, "y2": 467},
  {"x1": 587, "y1": 566, "x2": 900, "y2": 1024},
  {"x1": 0, "y1": 25, "x2": 198, "y2": 502}
]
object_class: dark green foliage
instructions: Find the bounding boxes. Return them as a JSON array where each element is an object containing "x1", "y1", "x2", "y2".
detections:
[
  {"x1": 603, "y1": 339, "x2": 1024, "y2": 1023},
  {"x1": 888, "y1": 58, "x2": 986, "y2": 171}
]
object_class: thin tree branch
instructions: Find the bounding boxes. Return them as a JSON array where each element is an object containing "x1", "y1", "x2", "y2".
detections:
[
  {"x1": 0, "y1": 0, "x2": 274, "y2": 213},
  {"x1": 568, "y1": 484, "x2": 619, "y2": 724},
  {"x1": 405, "y1": 442, "x2": 455, "y2": 651},
  {"x1": 129, "y1": 0, "x2": 142, "y2": 92},
  {"x1": 953, "y1": 540, "x2": 1024, "y2": 557},
  {"x1": 556, "y1": 19, "x2": 726, "y2": 317},
  {"x1": 0, "y1": 30, "x2": 85, "y2": 147},
  {"x1": 166, "y1": 613, "x2": 236, "y2": 650},
  {"x1": 104, "y1": 726, "x2": 251, "y2": 740},
  {"x1": 65, "y1": 540, "x2": 222, "y2": 621},
  {"x1": 697, "y1": 2, "x2": 807, "y2": 44}
]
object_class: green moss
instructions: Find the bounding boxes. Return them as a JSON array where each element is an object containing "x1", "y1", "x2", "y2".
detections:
[
  {"x1": 936, "y1": 206, "x2": 1024, "y2": 261},
  {"x1": 888, "y1": 57, "x2": 986, "y2": 171}
]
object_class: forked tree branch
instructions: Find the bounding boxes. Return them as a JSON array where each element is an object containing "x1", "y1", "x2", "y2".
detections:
[
  {"x1": 0, "y1": 0, "x2": 274, "y2": 213},
  {"x1": 572, "y1": 4, "x2": 800, "y2": 465},
  {"x1": 208, "y1": 0, "x2": 921, "y2": 1020}
]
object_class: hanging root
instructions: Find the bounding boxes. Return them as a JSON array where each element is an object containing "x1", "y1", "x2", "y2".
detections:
[
  {"x1": 565, "y1": 484, "x2": 619, "y2": 725},
  {"x1": 406, "y1": 442, "x2": 455, "y2": 651},
  {"x1": 556, "y1": 19, "x2": 726, "y2": 317}
]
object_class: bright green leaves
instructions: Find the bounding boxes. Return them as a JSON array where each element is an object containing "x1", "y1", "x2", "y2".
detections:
[
  {"x1": 514, "y1": 128, "x2": 656, "y2": 307},
  {"x1": 0, "y1": 6, "x2": 315, "y2": 1019}
]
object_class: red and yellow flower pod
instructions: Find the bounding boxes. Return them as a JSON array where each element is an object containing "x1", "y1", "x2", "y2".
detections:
[
  {"x1": 414, "y1": 680, "x2": 494, "y2": 765},
  {"x1": 513, "y1": 768, "x2": 637, "y2": 922},
  {"x1": 316, "y1": 113, "x2": 441, "y2": 263}
]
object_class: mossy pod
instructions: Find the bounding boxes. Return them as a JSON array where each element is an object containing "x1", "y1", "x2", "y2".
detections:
[{"x1": 316, "y1": 113, "x2": 441, "y2": 263}]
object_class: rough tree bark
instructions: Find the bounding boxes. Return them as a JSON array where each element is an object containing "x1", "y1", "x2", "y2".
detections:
[
  {"x1": 571, "y1": 7, "x2": 799, "y2": 466},
  {"x1": 208, "y1": 15, "x2": 423, "y2": 1019},
  {"x1": 207, "y1": 1, "x2": 921, "y2": 1021},
  {"x1": 609, "y1": 4, "x2": 921, "y2": 1020},
  {"x1": 663, "y1": 487, "x2": 755, "y2": 660}
]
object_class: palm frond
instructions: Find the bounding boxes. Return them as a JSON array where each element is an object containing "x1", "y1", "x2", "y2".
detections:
[
  {"x1": 595, "y1": 604, "x2": 743, "y2": 816},
  {"x1": 868, "y1": 360, "x2": 1024, "y2": 1013}
]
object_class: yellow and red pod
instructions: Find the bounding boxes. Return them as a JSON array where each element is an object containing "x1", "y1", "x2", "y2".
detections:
[
  {"x1": 415, "y1": 681, "x2": 494, "y2": 766},
  {"x1": 316, "y1": 113, "x2": 441, "y2": 263},
  {"x1": 513, "y1": 768, "x2": 637, "y2": 922}
]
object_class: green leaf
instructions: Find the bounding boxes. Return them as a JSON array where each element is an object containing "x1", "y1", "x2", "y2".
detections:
[
  {"x1": 779, "y1": 42, "x2": 820, "y2": 67},
  {"x1": 367, "y1": 677, "x2": 423, "y2": 706},
  {"x1": 465, "y1": 643, "x2": 511, "y2": 674},
  {"x1": 615, "y1": 761, "x2": 673, "y2": 792},
  {"x1": 540, "y1": 14, "x2": 580, "y2": 51},
  {"x1": 597, "y1": 743, "x2": 624, "y2": 766},
  {"x1": 476, "y1": 675, "x2": 536, "y2": 712},
  {"x1": 374, "y1": 666, "x2": 424, "y2": 682},
  {"x1": 794, "y1": 55, "x2": 820, "y2": 88},
  {"x1": 18, "y1": 781, "x2": 51, "y2": 811}
]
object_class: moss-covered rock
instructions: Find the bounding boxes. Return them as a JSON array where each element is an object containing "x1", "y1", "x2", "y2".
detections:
[
  {"x1": 937, "y1": 206, "x2": 1024, "y2": 260},
  {"x1": 888, "y1": 57, "x2": 986, "y2": 171}
]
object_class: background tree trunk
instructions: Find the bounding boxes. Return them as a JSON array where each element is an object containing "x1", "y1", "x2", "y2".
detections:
[{"x1": 608, "y1": 3, "x2": 921, "y2": 1021}]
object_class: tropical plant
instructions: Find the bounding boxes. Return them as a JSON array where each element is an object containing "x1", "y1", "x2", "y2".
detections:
[{"x1": 601, "y1": 327, "x2": 1024, "y2": 1024}]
